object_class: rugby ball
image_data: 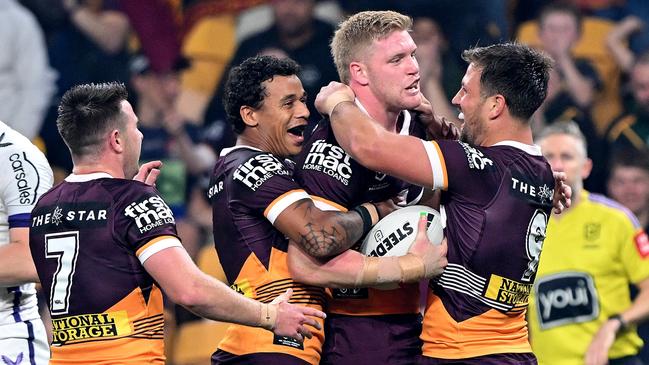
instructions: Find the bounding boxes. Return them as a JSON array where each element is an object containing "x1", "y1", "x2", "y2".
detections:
[{"x1": 359, "y1": 205, "x2": 443, "y2": 258}]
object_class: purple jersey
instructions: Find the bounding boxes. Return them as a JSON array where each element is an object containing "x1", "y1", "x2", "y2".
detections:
[
  {"x1": 208, "y1": 146, "x2": 325, "y2": 365},
  {"x1": 29, "y1": 173, "x2": 179, "y2": 363},
  {"x1": 420, "y1": 140, "x2": 554, "y2": 361},
  {"x1": 294, "y1": 113, "x2": 425, "y2": 316}
]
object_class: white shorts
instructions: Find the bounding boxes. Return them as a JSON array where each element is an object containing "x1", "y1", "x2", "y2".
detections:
[{"x1": 0, "y1": 319, "x2": 50, "y2": 364}]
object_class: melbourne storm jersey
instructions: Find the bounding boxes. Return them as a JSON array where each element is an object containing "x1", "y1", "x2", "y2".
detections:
[
  {"x1": 209, "y1": 146, "x2": 325, "y2": 365},
  {"x1": 420, "y1": 140, "x2": 555, "y2": 360},
  {"x1": 528, "y1": 191, "x2": 649, "y2": 364},
  {"x1": 0, "y1": 121, "x2": 53, "y2": 326},
  {"x1": 30, "y1": 173, "x2": 180, "y2": 364},
  {"x1": 293, "y1": 111, "x2": 425, "y2": 316}
]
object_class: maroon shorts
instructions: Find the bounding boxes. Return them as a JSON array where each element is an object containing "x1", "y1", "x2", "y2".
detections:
[
  {"x1": 417, "y1": 352, "x2": 537, "y2": 365},
  {"x1": 321, "y1": 313, "x2": 422, "y2": 365},
  {"x1": 211, "y1": 350, "x2": 310, "y2": 365}
]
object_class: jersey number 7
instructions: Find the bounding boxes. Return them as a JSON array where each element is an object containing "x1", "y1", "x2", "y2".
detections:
[{"x1": 45, "y1": 231, "x2": 80, "y2": 315}]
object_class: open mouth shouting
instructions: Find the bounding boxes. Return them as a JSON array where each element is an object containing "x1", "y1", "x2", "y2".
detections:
[{"x1": 287, "y1": 124, "x2": 307, "y2": 144}]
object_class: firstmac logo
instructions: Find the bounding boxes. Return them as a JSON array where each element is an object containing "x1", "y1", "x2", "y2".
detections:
[
  {"x1": 124, "y1": 196, "x2": 174, "y2": 233},
  {"x1": 233, "y1": 154, "x2": 288, "y2": 191}
]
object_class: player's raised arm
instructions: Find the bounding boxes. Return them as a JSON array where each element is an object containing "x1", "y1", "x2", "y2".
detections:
[{"x1": 315, "y1": 82, "x2": 435, "y2": 189}]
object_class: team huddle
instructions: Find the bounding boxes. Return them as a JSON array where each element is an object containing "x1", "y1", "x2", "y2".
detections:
[{"x1": 0, "y1": 10, "x2": 579, "y2": 365}]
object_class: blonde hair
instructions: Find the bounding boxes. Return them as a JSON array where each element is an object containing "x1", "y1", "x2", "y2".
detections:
[{"x1": 331, "y1": 11, "x2": 412, "y2": 83}]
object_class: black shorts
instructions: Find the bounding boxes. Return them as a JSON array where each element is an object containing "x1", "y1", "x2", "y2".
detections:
[
  {"x1": 417, "y1": 352, "x2": 537, "y2": 365},
  {"x1": 211, "y1": 350, "x2": 310, "y2": 365},
  {"x1": 321, "y1": 313, "x2": 423, "y2": 365}
]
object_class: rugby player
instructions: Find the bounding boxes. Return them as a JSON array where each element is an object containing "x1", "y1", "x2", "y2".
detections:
[
  {"x1": 316, "y1": 42, "x2": 561, "y2": 364},
  {"x1": 290, "y1": 11, "x2": 455, "y2": 364},
  {"x1": 0, "y1": 121, "x2": 53, "y2": 364},
  {"x1": 209, "y1": 55, "x2": 447, "y2": 365},
  {"x1": 29, "y1": 82, "x2": 325, "y2": 364}
]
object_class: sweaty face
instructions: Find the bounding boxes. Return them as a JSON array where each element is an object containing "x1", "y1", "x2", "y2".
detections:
[
  {"x1": 538, "y1": 133, "x2": 590, "y2": 192},
  {"x1": 255, "y1": 74, "x2": 309, "y2": 157},
  {"x1": 452, "y1": 63, "x2": 488, "y2": 145},
  {"x1": 364, "y1": 30, "x2": 421, "y2": 112},
  {"x1": 120, "y1": 100, "x2": 143, "y2": 179},
  {"x1": 608, "y1": 166, "x2": 649, "y2": 217},
  {"x1": 631, "y1": 63, "x2": 649, "y2": 113}
]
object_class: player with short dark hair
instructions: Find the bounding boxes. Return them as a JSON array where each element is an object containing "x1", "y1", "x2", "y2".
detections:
[
  {"x1": 30, "y1": 81, "x2": 325, "y2": 364},
  {"x1": 316, "y1": 42, "x2": 563, "y2": 364},
  {"x1": 209, "y1": 55, "x2": 447, "y2": 364}
]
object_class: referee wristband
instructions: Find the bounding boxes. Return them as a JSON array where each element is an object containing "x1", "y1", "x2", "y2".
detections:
[
  {"x1": 352, "y1": 203, "x2": 378, "y2": 236},
  {"x1": 609, "y1": 314, "x2": 628, "y2": 333}
]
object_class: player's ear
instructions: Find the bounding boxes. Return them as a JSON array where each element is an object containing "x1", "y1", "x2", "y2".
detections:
[
  {"x1": 349, "y1": 62, "x2": 369, "y2": 86},
  {"x1": 109, "y1": 129, "x2": 124, "y2": 153},
  {"x1": 240, "y1": 105, "x2": 259, "y2": 128},
  {"x1": 487, "y1": 94, "x2": 506, "y2": 120},
  {"x1": 582, "y1": 157, "x2": 593, "y2": 180}
]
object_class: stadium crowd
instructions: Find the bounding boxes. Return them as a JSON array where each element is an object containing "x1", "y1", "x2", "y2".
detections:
[{"x1": 1, "y1": 0, "x2": 649, "y2": 364}]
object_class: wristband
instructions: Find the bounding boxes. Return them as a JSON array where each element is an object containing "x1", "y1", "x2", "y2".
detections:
[
  {"x1": 259, "y1": 303, "x2": 278, "y2": 330},
  {"x1": 398, "y1": 253, "x2": 425, "y2": 283},
  {"x1": 352, "y1": 203, "x2": 375, "y2": 236},
  {"x1": 609, "y1": 314, "x2": 628, "y2": 333},
  {"x1": 356, "y1": 256, "x2": 379, "y2": 287}
]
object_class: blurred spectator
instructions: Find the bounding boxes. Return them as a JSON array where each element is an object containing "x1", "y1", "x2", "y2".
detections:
[
  {"x1": 130, "y1": 54, "x2": 189, "y2": 219},
  {"x1": 119, "y1": 0, "x2": 181, "y2": 74},
  {"x1": 516, "y1": 1, "x2": 622, "y2": 136},
  {"x1": 607, "y1": 52, "x2": 649, "y2": 153},
  {"x1": 529, "y1": 120, "x2": 649, "y2": 365},
  {"x1": 608, "y1": 148, "x2": 649, "y2": 364},
  {"x1": 538, "y1": 2, "x2": 600, "y2": 111},
  {"x1": 40, "y1": 0, "x2": 131, "y2": 176},
  {"x1": 341, "y1": 0, "x2": 508, "y2": 53},
  {"x1": 205, "y1": 0, "x2": 338, "y2": 125},
  {"x1": 530, "y1": 2, "x2": 608, "y2": 193},
  {"x1": 608, "y1": 149, "x2": 649, "y2": 232},
  {"x1": 607, "y1": 15, "x2": 645, "y2": 74},
  {"x1": 413, "y1": 16, "x2": 463, "y2": 125},
  {"x1": 0, "y1": 0, "x2": 55, "y2": 140},
  {"x1": 592, "y1": 0, "x2": 649, "y2": 57},
  {"x1": 173, "y1": 0, "x2": 255, "y2": 126}
]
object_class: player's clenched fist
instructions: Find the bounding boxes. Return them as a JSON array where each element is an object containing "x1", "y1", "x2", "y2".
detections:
[{"x1": 315, "y1": 81, "x2": 355, "y2": 117}]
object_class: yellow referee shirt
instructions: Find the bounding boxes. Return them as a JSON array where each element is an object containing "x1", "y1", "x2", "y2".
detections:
[{"x1": 528, "y1": 191, "x2": 649, "y2": 364}]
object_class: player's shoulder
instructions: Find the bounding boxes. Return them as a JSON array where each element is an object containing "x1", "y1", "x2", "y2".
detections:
[
  {"x1": 102, "y1": 178, "x2": 160, "y2": 200},
  {"x1": 220, "y1": 145, "x2": 284, "y2": 166},
  {"x1": 63, "y1": 177, "x2": 161, "y2": 209},
  {"x1": 0, "y1": 122, "x2": 46, "y2": 159}
]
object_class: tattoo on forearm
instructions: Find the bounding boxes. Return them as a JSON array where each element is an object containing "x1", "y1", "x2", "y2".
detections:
[{"x1": 295, "y1": 201, "x2": 364, "y2": 258}]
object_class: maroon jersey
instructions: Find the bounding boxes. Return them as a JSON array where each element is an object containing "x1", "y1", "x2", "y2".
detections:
[
  {"x1": 208, "y1": 146, "x2": 325, "y2": 365},
  {"x1": 419, "y1": 140, "x2": 554, "y2": 361},
  {"x1": 293, "y1": 112, "x2": 425, "y2": 316},
  {"x1": 29, "y1": 173, "x2": 180, "y2": 364}
]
